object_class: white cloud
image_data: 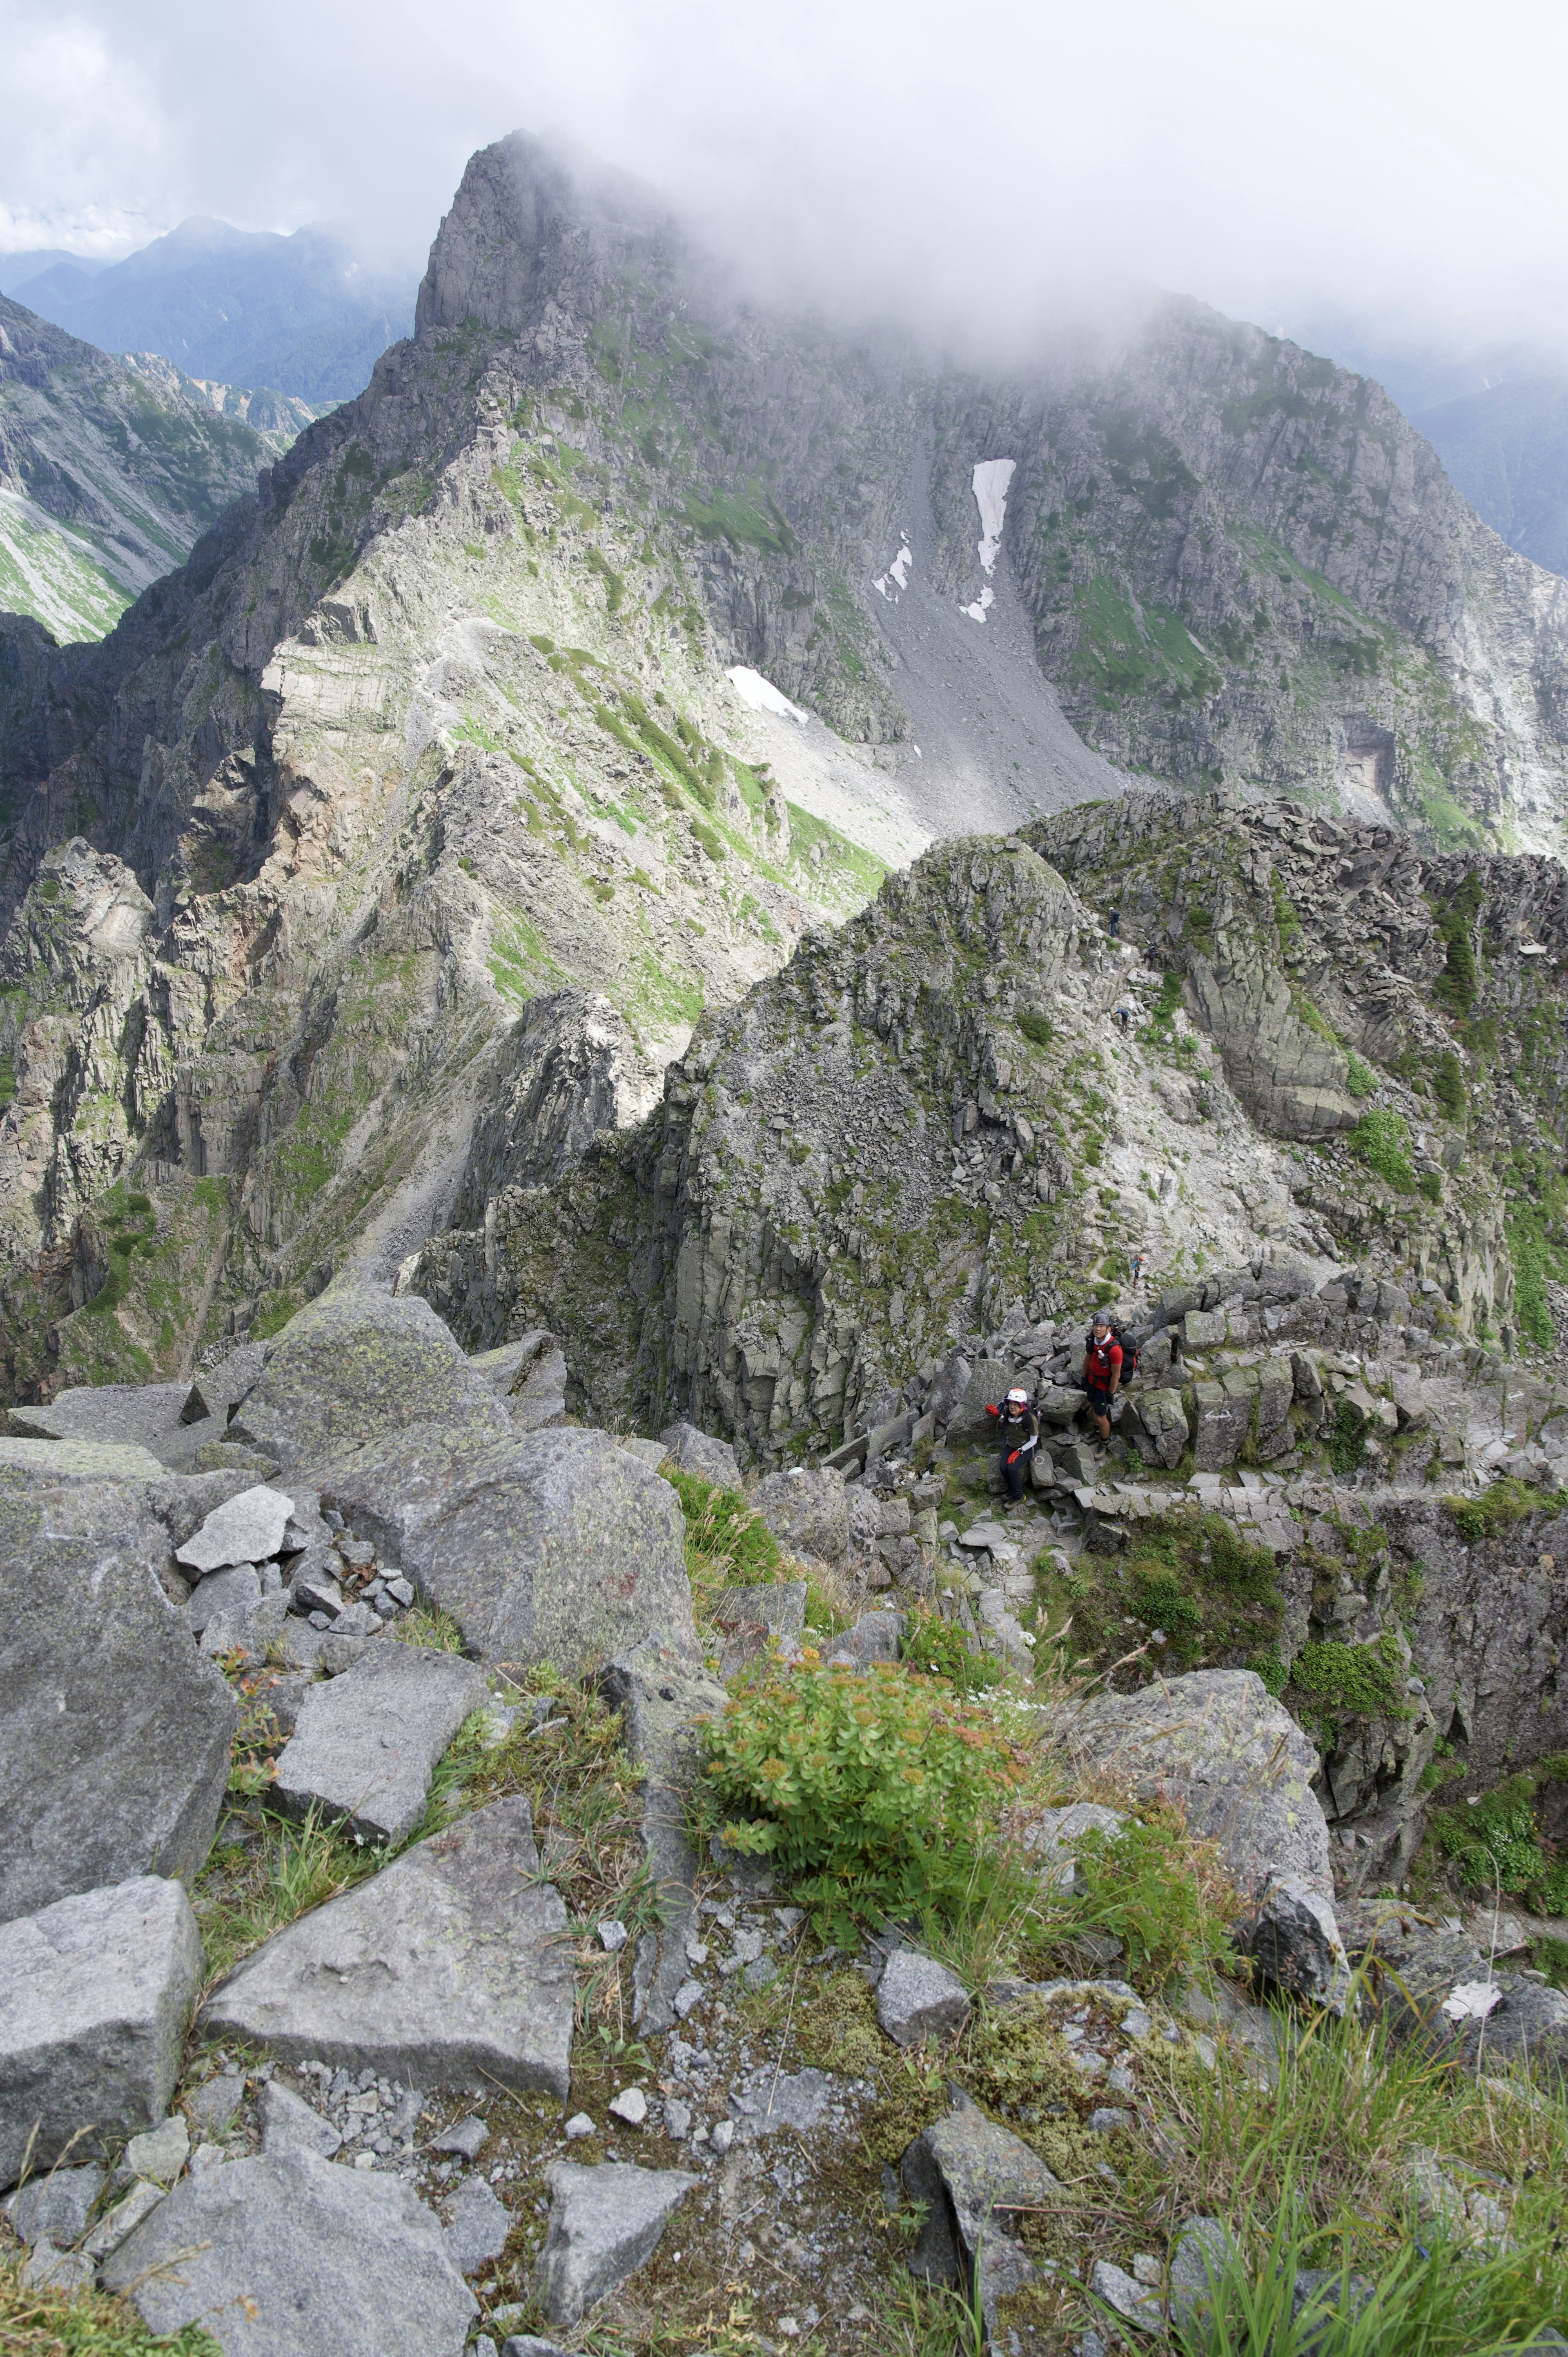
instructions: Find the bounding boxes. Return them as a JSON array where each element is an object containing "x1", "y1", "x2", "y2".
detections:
[{"x1": 0, "y1": 0, "x2": 1565, "y2": 359}]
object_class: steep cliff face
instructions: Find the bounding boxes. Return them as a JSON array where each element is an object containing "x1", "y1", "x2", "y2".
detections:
[
  {"x1": 0, "y1": 297, "x2": 303, "y2": 641},
  {"x1": 964, "y1": 311, "x2": 1568, "y2": 856},
  {"x1": 412, "y1": 789, "x2": 1563, "y2": 1464}
]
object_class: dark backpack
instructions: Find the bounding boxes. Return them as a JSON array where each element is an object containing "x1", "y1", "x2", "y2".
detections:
[{"x1": 1085, "y1": 1321, "x2": 1139, "y2": 1380}]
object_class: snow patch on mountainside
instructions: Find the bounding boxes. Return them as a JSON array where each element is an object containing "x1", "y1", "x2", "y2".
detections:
[{"x1": 726, "y1": 665, "x2": 809, "y2": 725}]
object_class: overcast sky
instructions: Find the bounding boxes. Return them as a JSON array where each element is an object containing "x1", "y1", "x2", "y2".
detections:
[{"x1": 2, "y1": 0, "x2": 1564, "y2": 369}]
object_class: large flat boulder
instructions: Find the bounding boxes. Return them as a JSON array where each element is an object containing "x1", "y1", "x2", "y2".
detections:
[
  {"x1": 0, "y1": 1437, "x2": 169, "y2": 1485},
  {"x1": 324, "y1": 1425, "x2": 695, "y2": 1671},
  {"x1": 102, "y1": 2146, "x2": 477, "y2": 2357},
  {"x1": 202, "y1": 1796, "x2": 572, "y2": 2096},
  {"x1": 229, "y1": 1286, "x2": 511, "y2": 1473},
  {"x1": 6, "y1": 1380, "x2": 189, "y2": 1447},
  {"x1": 273, "y1": 1643, "x2": 488, "y2": 1844},
  {"x1": 1046, "y1": 1668, "x2": 1332, "y2": 1900},
  {"x1": 0, "y1": 1480, "x2": 237, "y2": 1923},
  {"x1": 659, "y1": 1421, "x2": 743, "y2": 1490},
  {"x1": 0, "y1": 1876, "x2": 203, "y2": 2187}
]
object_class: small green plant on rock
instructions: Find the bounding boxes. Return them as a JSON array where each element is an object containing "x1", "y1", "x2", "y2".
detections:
[
  {"x1": 700, "y1": 1660, "x2": 1027, "y2": 1940},
  {"x1": 662, "y1": 1467, "x2": 782, "y2": 1619}
]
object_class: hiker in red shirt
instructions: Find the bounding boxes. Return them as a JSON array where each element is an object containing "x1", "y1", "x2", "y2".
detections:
[{"x1": 1082, "y1": 1311, "x2": 1123, "y2": 1442}]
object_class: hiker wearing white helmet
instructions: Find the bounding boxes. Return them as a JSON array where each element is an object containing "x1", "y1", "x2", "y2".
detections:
[{"x1": 984, "y1": 1383, "x2": 1039, "y2": 1503}]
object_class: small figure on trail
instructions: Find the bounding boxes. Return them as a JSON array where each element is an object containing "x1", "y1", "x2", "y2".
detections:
[
  {"x1": 984, "y1": 1385, "x2": 1039, "y2": 1503},
  {"x1": 1082, "y1": 1311, "x2": 1124, "y2": 1443},
  {"x1": 1107, "y1": 907, "x2": 1121, "y2": 939},
  {"x1": 1116, "y1": 1006, "x2": 1132, "y2": 1034},
  {"x1": 1131, "y1": 1252, "x2": 1145, "y2": 1287}
]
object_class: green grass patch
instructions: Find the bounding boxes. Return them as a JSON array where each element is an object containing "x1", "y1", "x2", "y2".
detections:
[
  {"x1": 1287, "y1": 1631, "x2": 1409, "y2": 1720},
  {"x1": 1349, "y1": 1108, "x2": 1418, "y2": 1193},
  {"x1": 1036, "y1": 1510, "x2": 1283, "y2": 1678},
  {"x1": 1444, "y1": 1477, "x2": 1566, "y2": 1545}
]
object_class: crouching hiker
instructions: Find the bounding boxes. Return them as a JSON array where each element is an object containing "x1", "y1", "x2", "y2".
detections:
[
  {"x1": 985, "y1": 1385, "x2": 1040, "y2": 1502},
  {"x1": 1082, "y1": 1310, "x2": 1123, "y2": 1442}
]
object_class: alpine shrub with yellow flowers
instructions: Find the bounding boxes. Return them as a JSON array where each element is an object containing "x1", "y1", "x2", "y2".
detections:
[{"x1": 701, "y1": 1659, "x2": 1027, "y2": 1940}]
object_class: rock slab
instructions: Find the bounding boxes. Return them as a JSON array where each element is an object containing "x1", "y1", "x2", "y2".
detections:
[
  {"x1": 176, "y1": 1484, "x2": 294, "y2": 1574},
  {"x1": 0, "y1": 1477, "x2": 236, "y2": 1923},
  {"x1": 0, "y1": 1875, "x2": 203, "y2": 2187},
  {"x1": 272, "y1": 1642, "x2": 487, "y2": 1844},
  {"x1": 203, "y1": 1797, "x2": 572, "y2": 2096},
  {"x1": 1048, "y1": 1668, "x2": 1333, "y2": 1900},
  {"x1": 598, "y1": 1643, "x2": 728, "y2": 2034},
  {"x1": 902, "y1": 2100, "x2": 1057, "y2": 2330},
  {"x1": 102, "y1": 2145, "x2": 477, "y2": 2357},
  {"x1": 534, "y1": 2161, "x2": 696, "y2": 2328},
  {"x1": 325, "y1": 1424, "x2": 695, "y2": 1671}
]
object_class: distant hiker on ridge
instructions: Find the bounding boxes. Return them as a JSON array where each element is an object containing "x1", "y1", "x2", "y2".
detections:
[{"x1": 984, "y1": 1385, "x2": 1039, "y2": 1503}]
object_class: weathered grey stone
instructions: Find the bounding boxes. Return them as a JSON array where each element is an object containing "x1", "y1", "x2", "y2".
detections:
[
  {"x1": 0, "y1": 1876, "x2": 203, "y2": 2187},
  {"x1": 203, "y1": 1797, "x2": 572, "y2": 2096},
  {"x1": 1256, "y1": 1357, "x2": 1295, "y2": 1435},
  {"x1": 1169, "y1": 2215, "x2": 1241, "y2": 2335},
  {"x1": 7, "y1": 2162, "x2": 103, "y2": 2246},
  {"x1": 175, "y1": 1484, "x2": 294, "y2": 1574},
  {"x1": 21, "y1": 2238, "x2": 95, "y2": 2292},
  {"x1": 324, "y1": 1425, "x2": 695, "y2": 1672},
  {"x1": 713, "y1": 1581, "x2": 807, "y2": 1677},
  {"x1": 7, "y1": 1382, "x2": 189, "y2": 1447},
  {"x1": 0, "y1": 1481, "x2": 237, "y2": 1923},
  {"x1": 102, "y1": 2146, "x2": 477, "y2": 2356},
  {"x1": 598, "y1": 1643, "x2": 728, "y2": 2034},
  {"x1": 945, "y1": 1359, "x2": 1016, "y2": 1443},
  {"x1": 826, "y1": 1608, "x2": 904, "y2": 1666},
  {"x1": 1048, "y1": 1670, "x2": 1332, "y2": 1900},
  {"x1": 186, "y1": 1562, "x2": 262, "y2": 1633},
  {"x1": 1238, "y1": 1875, "x2": 1351, "y2": 2013},
  {"x1": 534, "y1": 2160, "x2": 696, "y2": 2328},
  {"x1": 1183, "y1": 1309, "x2": 1227, "y2": 1350},
  {"x1": 446, "y1": 2174, "x2": 512, "y2": 2274},
  {"x1": 272, "y1": 1643, "x2": 488, "y2": 1845},
  {"x1": 1093, "y1": 2257, "x2": 1162, "y2": 2332},
  {"x1": 259, "y1": 2079, "x2": 341, "y2": 2159},
  {"x1": 186, "y1": 2072, "x2": 245, "y2": 2136},
  {"x1": 713, "y1": 1581, "x2": 806, "y2": 1637},
  {"x1": 749, "y1": 1465, "x2": 848, "y2": 1564},
  {"x1": 901, "y1": 2100, "x2": 1056, "y2": 2331},
  {"x1": 659, "y1": 1420, "x2": 743, "y2": 1489},
  {"x1": 1038, "y1": 1384, "x2": 1088, "y2": 1426},
  {"x1": 1192, "y1": 1376, "x2": 1254, "y2": 1469},
  {"x1": 182, "y1": 1342, "x2": 268, "y2": 1428},
  {"x1": 0, "y1": 1437, "x2": 169, "y2": 1484},
  {"x1": 469, "y1": 1333, "x2": 568, "y2": 1434},
  {"x1": 230, "y1": 1286, "x2": 512, "y2": 1473},
  {"x1": 876, "y1": 1948, "x2": 971, "y2": 2047},
  {"x1": 83, "y1": 2175, "x2": 166, "y2": 2258},
  {"x1": 124, "y1": 2113, "x2": 189, "y2": 2184},
  {"x1": 1137, "y1": 1387, "x2": 1191, "y2": 1469},
  {"x1": 501, "y1": 2341, "x2": 576, "y2": 2357},
  {"x1": 1021, "y1": 1800, "x2": 1126, "y2": 1891},
  {"x1": 430, "y1": 2115, "x2": 488, "y2": 2161}
]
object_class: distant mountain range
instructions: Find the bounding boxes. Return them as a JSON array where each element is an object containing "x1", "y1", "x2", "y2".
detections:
[{"x1": 0, "y1": 218, "x2": 416, "y2": 406}]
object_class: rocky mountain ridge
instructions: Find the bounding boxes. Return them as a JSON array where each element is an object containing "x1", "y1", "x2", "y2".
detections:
[{"x1": 0, "y1": 295, "x2": 307, "y2": 642}]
